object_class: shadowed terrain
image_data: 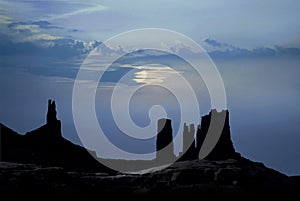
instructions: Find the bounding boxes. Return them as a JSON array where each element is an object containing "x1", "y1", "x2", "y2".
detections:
[{"x1": 0, "y1": 99, "x2": 299, "y2": 199}]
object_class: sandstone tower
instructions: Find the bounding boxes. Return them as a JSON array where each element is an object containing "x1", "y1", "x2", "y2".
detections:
[{"x1": 156, "y1": 118, "x2": 175, "y2": 161}]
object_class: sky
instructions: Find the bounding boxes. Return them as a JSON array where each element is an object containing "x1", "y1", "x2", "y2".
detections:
[{"x1": 1, "y1": 0, "x2": 300, "y2": 175}]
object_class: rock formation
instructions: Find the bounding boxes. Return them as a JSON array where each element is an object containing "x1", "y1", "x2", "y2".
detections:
[
  {"x1": 179, "y1": 109, "x2": 240, "y2": 161},
  {"x1": 197, "y1": 109, "x2": 240, "y2": 160},
  {"x1": 46, "y1": 99, "x2": 57, "y2": 125},
  {"x1": 1, "y1": 100, "x2": 300, "y2": 198},
  {"x1": 0, "y1": 99, "x2": 111, "y2": 172},
  {"x1": 183, "y1": 123, "x2": 195, "y2": 152},
  {"x1": 179, "y1": 123, "x2": 197, "y2": 161},
  {"x1": 156, "y1": 118, "x2": 175, "y2": 161}
]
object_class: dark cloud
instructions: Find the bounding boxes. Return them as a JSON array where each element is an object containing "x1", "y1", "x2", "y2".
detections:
[
  {"x1": 0, "y1": 32, "x2": 99, "y2": 79},
  {"x1": 204, "y1": 38, "x2": 223, "y2": 47},
  {"x1": 8, "y1": 20, "x2": 61, "y2": 30},
  {"x1": 204, "y1": 38, "x2": 235, "y2": 49},
  {"x1": 68, "y1": 29, "x2": 81, "y2": 33},
  {"x1": 208, "y1": 46, "x2": 300, "y2": 59},
  {"x1": 203, "y1": 38, "x2": 300, "y2": 59},
  {"x1": 31, "y1": 20, "x2": 60, "y2": 29}
]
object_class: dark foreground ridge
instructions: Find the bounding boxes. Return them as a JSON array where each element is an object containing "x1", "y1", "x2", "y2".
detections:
[{"x1": 0, "y1": 99, "x2": 299, "y2": 199}]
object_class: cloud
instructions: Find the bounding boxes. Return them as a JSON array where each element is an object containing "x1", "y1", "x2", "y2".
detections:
[
  {"x1": 0, "y1": 15, "x2": 11, "y2": 24},
  {"x1": 5, "y1": 20, "x2": 63, "y2": 43},
  {"x1": 8, "y1": 20, "x2": 61, "y2": 31},
  {"x1": 11, "y1": 24, "x2": 39, "y2": 34},
  {"x1": 0, "y1": 24, "x2": 102, "y2": 80},
  {"x1": 204, "y1": 38, "x2": 223, "y2": 47},
  {"x1": 2, "y1": 18, "x2": 106, "y2": 56},
  {"x1": 0, "y1": 33, "x2": 100, "y2": 57},
  {"x1": 201, "y1": 38, "x2": 300, "y2": 59},
  {"x1": 31, "y1": 20, "x2": 60, "y2": 29},
  {"x1": 207, "y1": 46, "x2": 300, "y2": 59},
  {"x1": 25, "y1": 33, "x2": 63, "y2": 41},
  {"x1": 201, "y1": 37, "x2": 237, "y2": 52},
  {"x1": 47, "y1": 4, "x2": 108, "y2": 20},
  {"x1": 1, "y1": 24, "x2": 300, "y2": 83},
  {"x1": 68, "y1": 28, "x2": 81, "y2": 33}
]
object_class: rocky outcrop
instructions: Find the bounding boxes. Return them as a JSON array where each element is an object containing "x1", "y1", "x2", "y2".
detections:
[
  {"x1": 0, "y1": 100, "x2": 111, "y2": 172},
  {"x1": 180, "y1": 123, "x2": 197, "y2": 161},
  {"x1": 27, "y1": 99, "x2": 62, "y2": 139},
  {"x1": 179, "y1": 109, "x2": 240, "y2": 161},
  {"x1": 1, "y1": 100, "x2": 299, "y2": 198},
  {"x1": 197, "y1": 109, "x2": 240, "y2": 160},
  {"x1": 46, "y1": 99, "x2": 58, "y2": 125},
  {"x1": 156, "y1": 118, "x2": 175, "y2": 161},
  {"x1": 182, "y1": 123, "x2": 195, "y2": 154}
]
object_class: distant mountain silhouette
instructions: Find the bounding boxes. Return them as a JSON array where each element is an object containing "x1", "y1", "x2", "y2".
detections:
[{"x1": 0, "y1": 99, "x2": 111, "y2": 172}]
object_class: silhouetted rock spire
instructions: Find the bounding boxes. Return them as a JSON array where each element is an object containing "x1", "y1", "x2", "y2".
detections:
[
  {"x1": 156, "y1": 118, "x2": 175, "y2": 161},
  {"x1": 45, "y1": 99, "x2": 62, "y2": 138},
  {"x1": 47, "y1": 99, "x2": 57, "y2": 125},
  {"x1": 180, "y1": 123, "x2": 197, "y2": 161},
  {"x1": 26, "y1": 99, "x2": 62, "y2": 139},
  {"x1": 183, "y1": 123, "x2": 195, "y2": 151}
]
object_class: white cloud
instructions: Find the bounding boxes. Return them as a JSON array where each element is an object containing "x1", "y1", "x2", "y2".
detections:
[
  {"x1": 133, "y1": 65, "x2": 174, "y2": 84},
  {"x1": 0, "y1": 15, "x2": 11, "y2": 24},
  {"x1": 13, "y1": 24, "x2": 40, "y2": 33},
  {"x1": 47, "y1": 4, "x2": 108, "y2": 21},
  {"x1": 24, "y1": 33, "x2": 63, "y2": 42}
]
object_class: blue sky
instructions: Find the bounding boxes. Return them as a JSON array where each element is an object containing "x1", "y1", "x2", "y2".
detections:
[{"x1": 1, "y1": 0, "x2": 300, "y2": 175}]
